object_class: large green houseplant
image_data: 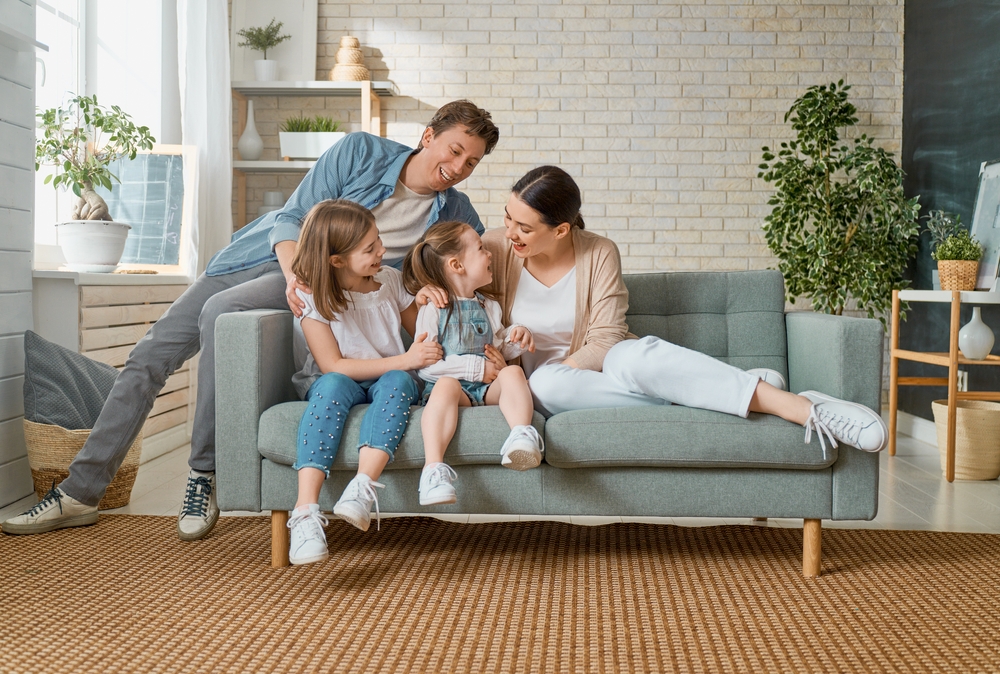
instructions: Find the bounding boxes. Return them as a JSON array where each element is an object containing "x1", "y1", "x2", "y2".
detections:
[
  {"x1": 757, "y1": 81, "x2": 921, "y2": 325},
  {"x1": 35, "y1": 94, "x2": 155, "y2": 221}
]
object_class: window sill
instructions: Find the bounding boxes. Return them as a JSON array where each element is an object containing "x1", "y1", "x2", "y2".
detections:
[{"x1": 33, "y1": 268, "x2": 194, "y2": 286}]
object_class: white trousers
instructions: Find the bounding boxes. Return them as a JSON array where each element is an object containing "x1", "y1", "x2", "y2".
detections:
[{"x1": 528, "y1": 336, "x2": 760, "y2": 418}]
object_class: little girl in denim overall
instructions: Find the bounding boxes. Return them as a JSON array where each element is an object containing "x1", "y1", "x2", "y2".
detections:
[
  {"x1": 285, "y1": 199, "x2": 443, "y2": 566},
  {"x1": 403, "y1": 221, "x2": 545, "y2": 507}
]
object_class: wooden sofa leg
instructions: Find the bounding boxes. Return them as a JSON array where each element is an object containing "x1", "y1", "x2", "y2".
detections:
[
  {"x1": 272, "y1": 510, "x2": 290, "y2": 568},
  {"x1": 803, "y1": 518, "x2": 821, "y2": 577}
]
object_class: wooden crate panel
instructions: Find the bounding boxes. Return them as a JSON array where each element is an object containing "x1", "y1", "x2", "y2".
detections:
[
  {"x1": 81, "y1": 285, "x2": 188, "y2": 307},
  {"x1": 82, "y1": 344, "x2": 134, "y2": 368},
  {"x1": 143, "y1": 406, "x2": 187, "y2": 437},
  {"x1": 0, "y1": 415, "x2": 25, "y2": 464},
  {"x1": 80, "y1": 302, "x2": 172, "y2": 329},
  {"x1": 80, "y1": 324, "x2": 153, "y2": 351},
  {"x1": 161, "y1": 371, "x2": 190, "y2": 395},
  {"x1": 149, "y1": 388, "x2": 189, "y2": 418},
  {"x1": 0, "y1": 207, "x2": 32, "y2": 252}
]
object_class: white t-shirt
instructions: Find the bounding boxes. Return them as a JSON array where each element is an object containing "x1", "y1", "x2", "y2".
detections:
[
  {"x1": 291, "y1": 266, "x2": 414, "y2": 397},
  {"x1": 510, "y1": 266, "x2": 577, "y2": 377},
  {"x1": 370, "y1": 178, "x2": 436, "y2": 264}
]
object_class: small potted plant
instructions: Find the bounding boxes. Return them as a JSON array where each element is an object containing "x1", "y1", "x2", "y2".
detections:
[
  {"x1": 279, "y1": 115, "x2": 346, "y2": 160},
  {"x1": 35, "y1": 94, "x2": 155, "y2": 272},
  {"x1": 928, "y1": 210, "x2": 983, "y2": 290},
  {"x1": 237, "y1": 18, "x2": 291, "y2": 81}
]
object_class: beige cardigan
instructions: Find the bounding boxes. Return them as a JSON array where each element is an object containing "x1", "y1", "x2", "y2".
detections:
[{"x1": 483, "y1": 227, "x2": 635, "y2": 372}]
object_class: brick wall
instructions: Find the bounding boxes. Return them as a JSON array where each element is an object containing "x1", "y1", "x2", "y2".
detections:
[{"x1": 233, "y1": 0, "x2": 903, "y2": 274}]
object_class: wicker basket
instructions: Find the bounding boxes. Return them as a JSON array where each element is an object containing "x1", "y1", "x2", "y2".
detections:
[
  {"x1": 22, "y1": 419, "x2": 142, "y2": 509},
  {"x1": 931, "y1": 400, "x2": 1000, "y2": 480},
  {"x1": 330, "y1": 64, "x2": 370, "y2": 82},
  {"x1": 938, "y1": 260, "x2": 979, "y2": 291}
]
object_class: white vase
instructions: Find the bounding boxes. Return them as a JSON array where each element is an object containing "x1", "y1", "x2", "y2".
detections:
[
  {"x1": 237, "y1": 100, "x2": 263, "y2": 161},
  {"x1": 959, "y1": 307, "x2": 995, "y2": 360},
  {"x1": 254, "y1": 59, "x2": 278, "y2": 81}
]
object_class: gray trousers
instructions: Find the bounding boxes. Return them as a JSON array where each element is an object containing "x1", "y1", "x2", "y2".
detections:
[{"x1": 60, "y1": 262, "x2": 287, "y2": 506}]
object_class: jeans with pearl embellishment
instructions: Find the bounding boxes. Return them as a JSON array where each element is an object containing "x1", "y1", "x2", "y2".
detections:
[{"x1": 293, "y1": 370, "x2": 419, "y2": 476}]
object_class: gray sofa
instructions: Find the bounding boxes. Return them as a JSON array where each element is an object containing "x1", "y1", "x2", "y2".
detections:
[{"x1": 215, "y1": 270, "x2": 883, "y2": 576}]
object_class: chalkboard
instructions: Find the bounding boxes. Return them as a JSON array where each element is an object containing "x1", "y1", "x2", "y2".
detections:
[
  {"x1": 899, "y1": 1, "x2": 1000, "y2": 419},
  {"x1": 96, "y1": 152, "x2": 185, "y2": 266}
]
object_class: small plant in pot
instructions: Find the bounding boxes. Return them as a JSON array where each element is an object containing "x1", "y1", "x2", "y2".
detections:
[
  {"x1": 237, "y1": 19, "x2": 291, "y2": 82},
  {"x1": 279, "y1": 115, "x2": 346, "y2": 160},
  {"x1": 928, "y1": 210, "x2": 983, "y2": 291},
  {"x1": 35, "y1": 94, "x2": 155, "y2": 272}
]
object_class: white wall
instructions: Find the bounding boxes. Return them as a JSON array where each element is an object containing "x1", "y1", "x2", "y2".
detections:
[{"x1": 0, "y1": 0, "x2": 38, "y2": 507}]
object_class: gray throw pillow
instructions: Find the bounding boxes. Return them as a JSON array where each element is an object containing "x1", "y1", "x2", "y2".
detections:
[{"x1": 22, "y1": 330, "x2": 119, "y2": 430}]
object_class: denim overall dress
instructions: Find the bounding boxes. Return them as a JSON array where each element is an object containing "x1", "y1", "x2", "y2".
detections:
[{"x1": 422, "y1": 295, "x2": 493, "y2": 406}]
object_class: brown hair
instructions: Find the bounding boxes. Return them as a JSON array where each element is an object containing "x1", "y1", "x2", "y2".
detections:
[
  {"x1": 511, "y1": 165, "x2": 585, "y2": 230},
  {"x1": 290, "y1": 199, "x2": 376, "y2": 322},
  {"x1": 420, "y1": 100, "x2": 500, "y2": 156},
  {"x1": 402, "y1": 221, "x2": 498, "y2": 316}
]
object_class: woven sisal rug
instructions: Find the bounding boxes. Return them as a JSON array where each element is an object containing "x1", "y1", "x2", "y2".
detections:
[{"x1": 1, "y1": 516, "x2": 998, "y2": 673}]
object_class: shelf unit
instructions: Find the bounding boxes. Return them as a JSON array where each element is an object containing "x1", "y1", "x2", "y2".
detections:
[
  {"x1": 888, "y1": 288, "x2": 1000, "y2": 482},
  {"x1": 231, "y1": 80, "x2": 398, "y2": 225}
]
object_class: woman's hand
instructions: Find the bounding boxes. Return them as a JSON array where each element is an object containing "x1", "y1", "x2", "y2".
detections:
[
  {"x1": 483, "y1": 344, "x2": 506, "y2": 383},
  {"x1": 285, "y1": 274, "x2": 311, "y2": 317},
  {"x1": 507, "y1": 326, "x2": 535, "y2": 353},
  {"x1": 405, "y1": 333, "x2": 443, "y2": 370},
  {"x1": 414, "y1": 284, "x2": 449, "y2": 308}
]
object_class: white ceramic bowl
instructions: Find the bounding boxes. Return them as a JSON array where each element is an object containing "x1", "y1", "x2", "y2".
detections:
[{"x1": 55, "y1": 220, "x2": 131, "y2": 273}]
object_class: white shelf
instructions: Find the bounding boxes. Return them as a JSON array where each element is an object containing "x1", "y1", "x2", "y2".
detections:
[
  {"x1": 899, "y1": 289, "x2": 1000, "y2": 304},
  {"x1": 0, "y1": 25, "x2": 48, "y2": 52},
  {"x1": 231, "y1": 81, "x2": 398, "y2": 97},
  {"x1": 33, "y1": 269, "x2": 193, "y2": 286},
  {"x1": 233, "y1": 160, "x2": 315, "y2": 173}
]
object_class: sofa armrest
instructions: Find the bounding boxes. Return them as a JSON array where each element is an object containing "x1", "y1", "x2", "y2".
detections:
[
  {"x1": 215, "y1": 309, "x2": 297, "y2": 512},
  {"x1": 786, "y1": 311, "x2": 883, "y2": 520}
]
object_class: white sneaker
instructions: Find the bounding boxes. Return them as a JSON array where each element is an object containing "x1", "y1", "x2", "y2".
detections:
[
  {"x1": 177, "y1": 470, "x2": 220, "y2": 541},
  {"x1": 747, "y1": 368, "x2": 787, "y2": 391},
  {"x1": 288, "y1": 504, "x2": 329, "y2": 566},
  {"x1": 801, "y1": 390, "x2": 888, "y2": 456},
  {"x1": 333, "y1": 474, "x2": 385, "y2": 532},
  {"x1": 419, "y1": 463, "x2": 458, "y2": 506},
  {"x1": 1, "y1": 485, "x2": 98, "y2": 535},
  {"x1": 500, "y1": 424, "x2": 544, "y2": 471}
]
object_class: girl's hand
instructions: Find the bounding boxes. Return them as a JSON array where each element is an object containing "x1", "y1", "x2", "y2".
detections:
[
  {"x1": 285, "y1": 274, "x2": 311, "y2": 318},
  {"x1": 406, "y1": 333, "x2": 443, "y2": 369},
  {"x1": 507, "y1": 326, "x2": 535, "y2": 353},
  {"x1": 415, "y1": 284, "x2": 449, "y2": 308},
  {"x1": 483, "y1": 344, "x2": 506, "y2": 383}
]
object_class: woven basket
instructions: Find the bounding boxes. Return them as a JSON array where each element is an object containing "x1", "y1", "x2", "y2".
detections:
[
  {"x1": 938, "y1": 260, "x2": 979, "y2": 291},
  {"x1": 931, "y1": 400, "x2": 1000, "y2": 480},
  {"x1": 22, "y1": 419, "x2": 142, "y2": 509},
  {"x1": 330, "y1": 64, "x2": 370, "y2": 82},
  {"x1": 336, "y1": 47, "x2": 364, "y2": 65},
  {"x1": 339, "y1": 36, "x2": 360, "y2": 49}
]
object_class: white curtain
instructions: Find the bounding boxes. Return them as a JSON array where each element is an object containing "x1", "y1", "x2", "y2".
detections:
[{"x1": 176, "y1": 0, "x2": 232, "y2": 276}]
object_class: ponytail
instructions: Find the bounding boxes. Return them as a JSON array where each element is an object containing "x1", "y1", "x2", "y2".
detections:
[{"x1": 573, "y1": 212, "x2": 585, "y2": 230}]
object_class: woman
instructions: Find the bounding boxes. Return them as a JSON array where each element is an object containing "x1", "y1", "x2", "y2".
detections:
[{"x1": 443, "y1": 165, "x2": 888, "y2": 455}]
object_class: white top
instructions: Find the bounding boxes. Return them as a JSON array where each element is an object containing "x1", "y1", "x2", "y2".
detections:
[
  {"x1": 510, "y1": 266, "x2": 577, "y2": 377},
  {"x1": 370, "y1": 178, "x2": 436, "y2": 264},
  {"x1": 415, "y1": 297, "x2": 527, "y2": 383},
  {"x1": 292, "y1": 266, "x2": 414, "y2": 397}
]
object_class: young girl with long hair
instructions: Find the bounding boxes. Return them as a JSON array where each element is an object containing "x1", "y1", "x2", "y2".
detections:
[
  {"x1": 286, "y1": 199, "x2": 442, "y2": 565},
  {"x1": 401, "y1": 221, "x2": 543, "y2": 506}
]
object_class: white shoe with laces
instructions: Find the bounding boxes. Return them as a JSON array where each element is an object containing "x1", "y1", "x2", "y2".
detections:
[
  {"x1": 177, "y1": 470, "x2": 220, "y2": 541},
  {"x1": 747, "y1": 368, "x2": 787, "y2": 391},
  {"x1": 801, "y1": 390, "x2": 888, "y2": 457},
  {"x1": 419, "y1": 462, "x2": 458, "y2": 506},
  {"x1": 1, "y1": 485, "x2": 98, "y2": 535},
  {"x1": 287, "y1": 503, "x2": 330, "y2": 566},
  {"x1": 500, "y1": 424, "x2": 544, "y2": 471},
  {"x1": 333, "y1": 474, "x2": 385, "y2": 532}
]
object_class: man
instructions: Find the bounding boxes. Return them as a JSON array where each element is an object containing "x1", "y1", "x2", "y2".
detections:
[{"x1": 3, "y1": 100, "x2": 499, "y2": 540}]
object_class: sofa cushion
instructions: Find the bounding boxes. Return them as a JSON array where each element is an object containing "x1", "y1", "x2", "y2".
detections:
[
  {"x1": 543, "y1": 406, "x2": 837, "y2": 470},
  {"x1": 259, "y1": 402, "x2": 545, "y2": 470}
]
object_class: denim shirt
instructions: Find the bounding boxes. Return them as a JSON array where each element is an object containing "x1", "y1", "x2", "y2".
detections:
[{"x1": 206, "y1": 132, "x2": 485, "y2": 275}]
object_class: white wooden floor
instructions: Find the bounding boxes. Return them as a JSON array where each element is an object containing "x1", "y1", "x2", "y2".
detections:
[{"x1": 3, "y1": 431, "x2": 999, "y2": 532}]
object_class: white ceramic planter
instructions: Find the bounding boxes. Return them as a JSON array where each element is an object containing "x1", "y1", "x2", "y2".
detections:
[
  {"x1": 254, "y1": 59, "x2": 278, "y2": 81},
  {"x1": 279, "y1": 132, "x2": 346, "y2": 160},
  {"x1": 55, "y1": 220, "x2": 131, "y2": 273}
]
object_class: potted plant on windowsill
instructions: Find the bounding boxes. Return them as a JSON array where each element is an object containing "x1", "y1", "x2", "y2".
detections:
[
  {"x1": 279, "y1": 115, "x2": 346, "y2": 160},
  {"x1": 35, "y1": 94, "x2": 155, "y2": 272},
  {"x1": 237, "y1": 18, "x2": 291, "y2": 82},
  {"x1": 928, "y1": 210, "x2": 983, "y2": 291}
]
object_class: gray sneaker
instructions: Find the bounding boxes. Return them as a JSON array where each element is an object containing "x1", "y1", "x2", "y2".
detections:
[
  {"x1": 801, "y1": 390, "x2": 888, "y2": 455},
  {"x1": 1, "y1": 485, "x2": 99, "y2": 535},
  {"x1": 177, "y1": 470, "x2": 220, "y2": 541}
]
